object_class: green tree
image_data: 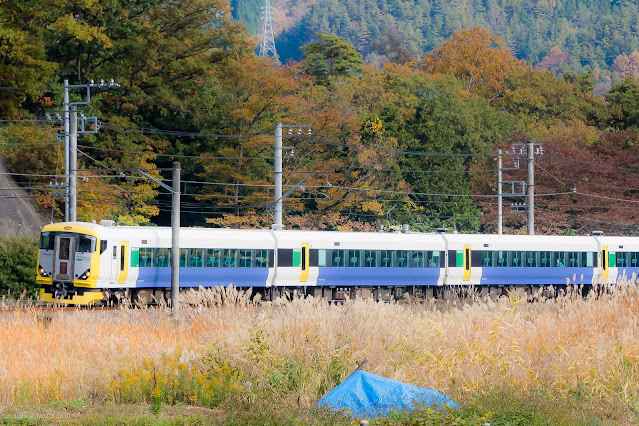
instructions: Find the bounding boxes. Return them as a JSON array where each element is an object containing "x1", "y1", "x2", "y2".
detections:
[
  {"x1": 301, "y1": 33, "x2": 364, "y2": 85},
  {"x1": 606, "y1": 77, "x2": 639, "y2": 129},
  {"x1": 0, "y1": 0, "x2": 58, "y2": 117}
]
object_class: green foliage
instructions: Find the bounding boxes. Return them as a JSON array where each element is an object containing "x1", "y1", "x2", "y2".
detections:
[
  {"x1": 606, "y1": 77, "x2": 639, "y2": 129},
  {"x1": 0, "y1": 238, "x2": 39, "y2": 298},
  {"x1": 302, "y1": 33, "x2": 364, "y2": 85}
]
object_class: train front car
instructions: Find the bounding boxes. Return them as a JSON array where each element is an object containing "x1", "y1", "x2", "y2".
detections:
[{"x1": 37, "y1": 222, "x2": 104, "y2": 305}]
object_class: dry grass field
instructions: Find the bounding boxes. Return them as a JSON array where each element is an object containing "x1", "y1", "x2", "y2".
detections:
[{"x1": 1, "y1": 283, "x2": 639, "y2": 424}]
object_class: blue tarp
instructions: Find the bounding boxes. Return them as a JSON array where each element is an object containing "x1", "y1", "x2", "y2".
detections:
[{"x1": 317, "y1": 370, "x2": 459, "y2": 418}]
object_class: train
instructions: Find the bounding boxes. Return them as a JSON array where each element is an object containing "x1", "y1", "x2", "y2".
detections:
[{"x1": 36, "y1": 220, "x2": 639, "y2": 305}]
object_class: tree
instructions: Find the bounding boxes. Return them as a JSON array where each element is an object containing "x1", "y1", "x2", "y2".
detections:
[
  {"x1": 0, "y1": 0, "x2": 57, "y2": 117},
  {"x1": 302, "y1": 33, "x2": 364, "y2": 85},
  {"x1": 606, "y1": 77, "x2": 639, "y2": 129},
  {"x1": 371, "y1": 27, "x2": 419, "y2": 65},
  {"x1": 422, "y1": 27, "x2": 528, "y2": 100}
]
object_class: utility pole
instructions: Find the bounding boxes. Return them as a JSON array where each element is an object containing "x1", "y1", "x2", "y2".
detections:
[
  {"x1": 526, "y1": 140, "x2": 535, "y2": 236},
  {"x1": 61, "y1": 79, "x2": 119, "y2": 222},
  {"x1": 507, "y1": 141, "x2": 543, "y2": 235},
  {"x1": 274, "y1": 123, "x2": 283, "y2": 230},
  {"x1": 171, "y1": 162, "x2": 181, "y2": 322},
  {"x1": 63, "y1": 80, "x2": 70, "y2": 222},
  {"x1": 497, "y1": 149, "x2": 502, "y2": 235},
  {"x1": 272, "y1": 122, "x2": 311, "y2": 230},
  {"x1": 69, "y1": 107, "x2": 77, "y2": 222}
]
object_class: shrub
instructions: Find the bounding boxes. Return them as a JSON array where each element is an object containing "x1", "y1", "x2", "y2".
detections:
[{"x1": 0, "y1": 237, "x2": 38, "y2": 298}]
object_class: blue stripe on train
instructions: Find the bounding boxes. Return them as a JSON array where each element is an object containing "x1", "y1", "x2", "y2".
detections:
[
  {"x1": 136, "y1": 267, "x2": 269, "y2": 287},
  {"x1": 480, "y1": 267, "x2": 594, "y2": 285},
  {"x1": 316, "y1": 267, "x2": 441, "y2": 286}
]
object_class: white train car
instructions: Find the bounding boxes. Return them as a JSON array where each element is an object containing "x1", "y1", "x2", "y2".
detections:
[{"x1": 36, "y1": 221, "x2": 638, "y2": 305}]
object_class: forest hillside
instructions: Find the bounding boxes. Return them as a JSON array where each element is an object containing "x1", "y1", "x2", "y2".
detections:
[{"x1": 234, "y1": 0, "x2": 639, "y2": 88}]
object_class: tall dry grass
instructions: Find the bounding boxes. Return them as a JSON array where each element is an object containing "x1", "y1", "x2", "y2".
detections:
[{"x1": 1, "y1": 282, "x2": 639, "y2": 418}]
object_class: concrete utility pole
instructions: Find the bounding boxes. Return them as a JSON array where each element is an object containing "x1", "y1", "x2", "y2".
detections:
[
  {"x1": 171, "y1": 162, "x2": 181, "y2": 322},
  {"x1": 69, "y1": 107, "x2": 77, "y2": 222},
  {"x1": 63, "y1": 80, "x2": 70, "y2": 222},
  {"x1": 526, "y1": 140, "x2": 535, "y2": 236},
  {"x1": 497, "y1": 149, "x2": 502, "y2": 235},
  {"x1": 274, "y1": 122, "x2": 283, "y2": 230},
  {"x1": 272, "y1": 122, "x2": 311, "y2": 230}
]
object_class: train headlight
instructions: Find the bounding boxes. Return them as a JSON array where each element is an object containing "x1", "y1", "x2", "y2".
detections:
[
  {"x1": 38, "y1": 265, "x2": 49, "y2": 277},
  {"x1": 79, "y1": 269, "x2": 91, "y2": 280}
]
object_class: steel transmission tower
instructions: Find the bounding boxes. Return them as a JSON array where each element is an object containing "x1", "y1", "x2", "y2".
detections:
[{"x1": 258, "y1": 0, "x2": 278, "y2": 60}]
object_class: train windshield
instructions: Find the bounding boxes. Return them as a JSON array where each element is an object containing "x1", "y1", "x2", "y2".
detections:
[
  {"x1": 40, "y1": 232, "x2": 56, "y2": 250},
  {"x1": 39, "y1": 231, "x2": 97, "y2": 253}
]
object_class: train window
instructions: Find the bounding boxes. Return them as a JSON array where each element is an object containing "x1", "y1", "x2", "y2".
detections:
[
  {"x1": 120, "y1": 245, "x2": 125, "y2": 271},
  {"x1": 348, "y1": 250, "x2": 361, "y2": 267},
  {"x1": 255, "y1": 249, "x2": 269, "y2": 268},
  {"x1": 555, "y1": 252, "x2": 566, "y2": 267},
  {"x1": 223, "y1": 249, "x2": 237, "y2": 268},
  {"x1": 59, "y1": 238, "x2": 71, "y2": 260},
  {"x1": 427, "y1": 251, "x2": 440, "y2": 268},
  {"x1": 155, "y1": 248, "x2": 170, "y2": 267},
  {"x1": 179, "y1": 249, "x2": 188, "y2": 267},
  {"x1": 100, "y1": 240, "x2": 108, "y2": 254},
  {"x1": 616, "y1": 252, "x2": 628, "y2": 267},
  {"x1": 411, "y1": 251, "x2": 425, "y2": 268},
  {"x1": 481, "y1": 251, "x2": 493, "y2": 267},
  {"x1": 379, "y1": 250, "x2": 392, "y2": 267},
  {"x1": 112, "y1": 245, "x2": 117, "y2": 260},
  {"x1": 331, "y1": 249, "x2": 345, "y2": 267},
  {"x1": 190, "y1": 249, "x2": 204, "y2": 267},
  {"x1": 540, "y1": 251, "x2": 552, "y2": 267},
  {"x1": 205, "y1": 249, "x2": 221, "y2": 267},
  {"x1": 567, "y1": 252, "x2": 579, "y2": 268},
  {"x1": 139, "y1": 247, "x2": 154, "y2": 267},
  {"x1": 510, "y1": 251, "x2": 523, "y2": 267},
  {"x1": 77, "y1": 235, "x2": 97, "y2": 253},
  {"x1": 239, "y1": 249, "x2": 253, "y2": 267},
  {"x1": 525, "y1": 251, "x2": 537, "y2": 267},
  {"x1": 318, "y1": 249, "x2": 327, "y2": 267},
  {"x1": 39, "y1": 232, "x2": 56, "y2": 250},
  {"x1": 396, "y1": 250, "x2": 409, "y2": 267},
  {"x1": 581, "y1": 252, "x2": 594, "y2": 267},
  {"x1": 495, "y1": 251, "x2": 508, "y2": 267},
  {"x1": 631, "y1": 252, "x2": 639, "y2": 268},
  {"x1": 366, "y1": 250, "x2": 380, "y2": 267}
]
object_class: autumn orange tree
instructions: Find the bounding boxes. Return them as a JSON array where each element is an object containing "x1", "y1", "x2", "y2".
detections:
[{"x1": 422, "y1": 27, "x2": 528, "y2": 101}]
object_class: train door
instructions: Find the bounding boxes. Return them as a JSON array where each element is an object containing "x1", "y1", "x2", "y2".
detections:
[
  {"x1": 300, "y1": 243, "x2": 309, "y2": 282},
  {"x1": 109, "y1": 244, "x2": 118, "y2": 284},
  {"x1": 601, "y1": 246, "x2": 609, "y2": 282},
  {"x1": 53, "y1": 234, "x2": 75, "y2": 282},
  {"x1": 463, "y1": 245, "x2": 471, "y2": 281},
  {"x1": 117, "y1": 241, "x2": 129, "y2": 284}
]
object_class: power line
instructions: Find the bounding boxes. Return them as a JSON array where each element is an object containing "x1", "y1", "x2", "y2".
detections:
[{"x1": 77, "y1": 144, "x2": 273, "y2": 161}]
